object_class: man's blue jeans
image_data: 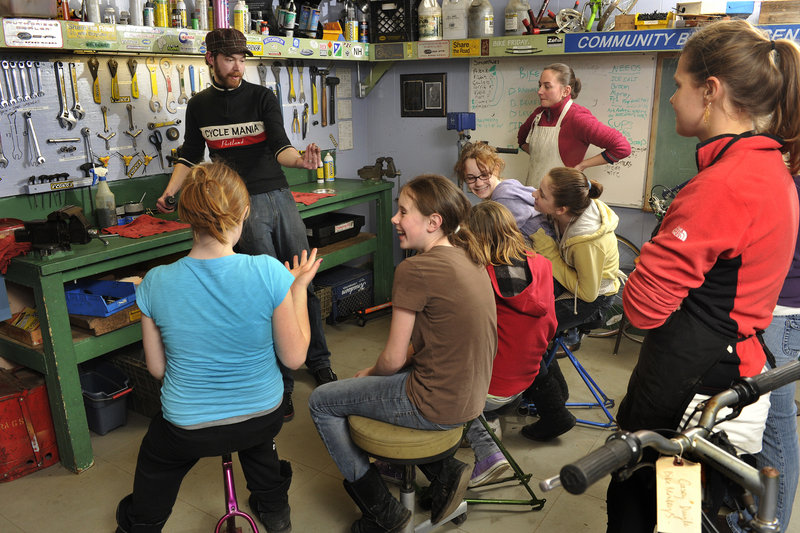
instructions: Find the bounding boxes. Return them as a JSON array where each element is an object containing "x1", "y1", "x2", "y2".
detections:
[
  {"x1": 308, "y1": 371, "x2": 463, "y2": 482},
  {"x1": 728, "y1": 313, "x2": 800, "y2": 531},
  {"x1": 237, "y1": 188, "x2": 332, "y2": 393}
]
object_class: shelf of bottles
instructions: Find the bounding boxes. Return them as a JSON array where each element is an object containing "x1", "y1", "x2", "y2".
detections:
[{"x1": 0, "y1": 17, "x2": 369, "y2": 60}]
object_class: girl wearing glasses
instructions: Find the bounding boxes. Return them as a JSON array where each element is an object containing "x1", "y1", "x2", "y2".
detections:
[
  {"x1": 517, "y1": 63, "x2": 631, "y2": 187},
  {"x1": 455, "y1": 142, "x2": 553, "y2": 238}
]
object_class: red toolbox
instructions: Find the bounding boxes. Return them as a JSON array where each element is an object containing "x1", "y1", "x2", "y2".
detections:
[{"x1": 0, "y1": 367, "x2": 60, "y2": 482}]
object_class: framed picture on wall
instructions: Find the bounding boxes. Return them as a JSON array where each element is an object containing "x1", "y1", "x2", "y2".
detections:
[{"x1": 400, "y1": 73, "x2": 446, "y2": 118}]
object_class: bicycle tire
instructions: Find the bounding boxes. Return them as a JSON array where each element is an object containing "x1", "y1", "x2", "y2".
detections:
[
  {"x1": 597, "y1": 0, "x2": 638, "y2": 31},
  {"x1": 588, "y1": 234, "x2": 640, "y2": 338}
]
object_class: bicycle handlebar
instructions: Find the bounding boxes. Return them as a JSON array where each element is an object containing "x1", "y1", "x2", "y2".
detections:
[{"x1": 542, "y1": 360, "x2": 800, "y2": 495}]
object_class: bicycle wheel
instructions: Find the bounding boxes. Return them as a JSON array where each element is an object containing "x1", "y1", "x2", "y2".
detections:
[
  {"x1": 588, "y1": 234, "x2": 640, "y2": 338},
  {"x1": 597, "y1": 0, "x2": 638, "y2": 30},
  {"x1": 555, "y1": 8, "x2": 584, "y2": 33}
]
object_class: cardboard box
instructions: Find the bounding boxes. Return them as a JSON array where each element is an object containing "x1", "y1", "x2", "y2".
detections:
[
  {"x1": 614, "y1": 14, "x2": 636, "y2": 30},
  {"x1": 0, "y1": 368, "x2": 60, "y2": 482},
  {"x1": 0, "y1": 308, "x2": 42, "y2": 346},
  {"x1": 759, "y1": 0, "x2": 800, "y2": 23}
]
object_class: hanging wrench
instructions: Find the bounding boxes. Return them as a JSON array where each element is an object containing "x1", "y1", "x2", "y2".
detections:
[
  {"x1": 0, "y1": 64, "x2": 7, "y2": 108},
  {"x1": 87, "y1": 57, "x2": 101, "y2": 104},
  {"x1": 271, "y1": 62, "x2": 283, "y2": 116},
  {"x1": 33, "y1": 61, "x2": 44, "y2": 97},
  {"x1": 286, "y1": 59, "x2": 296, "y2": 103},
  {"x1": 297, "y1": 60, "x2": 306, "y2": 104},
  {"x1": 125, "y1": 103, "x2": 143, "y2": 148},
  {"x1": 160, "y1": 58, "x2": 177, "y2": 114},
  {"x1": 16, "y1": 62, "x2": 30, "y2": 101},
  {"x1": 127, "y1": 57, "x2": 139, "y2": 99},
  {"x1": 257, "y1": 63, "x2": 268, "y2": 88},
  {"x1": 146, "y1": 57, "x2": 161, "y2": 113},
  {"x1": 68, "y1": 62, "x2": 85, "y2": 119},
  {"x1": 0, "y1": 134, "x2": 8, "y2": 168},
  {"x1": 9, "y1": 62, "x2": 23, "y2": 104},
  {"x1": 189, "y1": 65, "x2": 197, "y2": 96},
  {"x1": 24, "y1": 61, "x2": 36, "y2": 99},
  {"x1": 54, "y1": 62, "x2": 77, "y2": 130},
  {"x1": 100, "y1": 105, "x2": 110, "y2": 133},
  {"x1": 8, "y1": 111, "x2": 21, "y2": 160},
  {"x1": 23, "y1": 111, "x2": 45, "y2": 165},
  {"x1": 176, "y1": 64, "x2": 188, "y2": 104},
  {"x1": 3, "y1": 61, "x2": 18, "y2": 105}
]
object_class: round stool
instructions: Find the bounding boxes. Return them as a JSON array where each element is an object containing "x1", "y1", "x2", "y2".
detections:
[{"x1": 348, "y1": 416, "x2": 467, "y2": 533}]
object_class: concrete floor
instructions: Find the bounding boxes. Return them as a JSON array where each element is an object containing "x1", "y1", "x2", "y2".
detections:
[{"x1": 1, "y1": 315, "x2": 798, "y2": 532}]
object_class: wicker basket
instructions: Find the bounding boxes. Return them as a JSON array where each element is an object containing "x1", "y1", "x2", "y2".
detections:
[
  {"x1": 315, "y1": 285, "x2": 333, "y2": 320},
  {"x1": 109, "y1": 347, "x2": 162, "y2": 418}
]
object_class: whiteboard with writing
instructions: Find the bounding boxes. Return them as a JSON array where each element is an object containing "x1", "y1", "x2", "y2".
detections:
[{"x1": 469, "y1": 54, "x2": 657, "y2": 208}]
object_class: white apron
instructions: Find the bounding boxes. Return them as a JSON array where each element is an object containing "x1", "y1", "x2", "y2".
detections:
[{"x1": 524, "y1": 98, "x2": 573, "y2": 187}]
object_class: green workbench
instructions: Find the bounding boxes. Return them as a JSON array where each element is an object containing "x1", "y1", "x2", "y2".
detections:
[{"x1": 0, "y1": 177, "x2": 395, "y2": 473}]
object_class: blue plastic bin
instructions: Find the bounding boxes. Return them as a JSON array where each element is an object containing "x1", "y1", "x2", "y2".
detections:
[{"x1": 65, "y1": 279, "x2": 136, "y2": 317}]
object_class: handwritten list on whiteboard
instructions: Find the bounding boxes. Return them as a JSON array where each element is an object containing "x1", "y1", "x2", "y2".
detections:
[{"x1": 469, "y1": 54, "x2": 657, "y2": 208}]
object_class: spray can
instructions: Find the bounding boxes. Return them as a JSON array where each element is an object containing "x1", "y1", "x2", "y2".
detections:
[
  {"x1": 323, "y1": 152, "x2": 334, "y2": 184},
  {"x1": 155, "y1": 0, "x2": 169, "y2": 26},
  {"x1": 442, "y1": 0, "x2": 468, "y2": 39},
  {"x1": 129, "y1": 0, "x2": 144, "y2": 25},
  {"x1": 343, "y1": 0, "x2": 358, "y2": 41},
  {"x1": 418, "y1": 0, "x2": 443, "y2": 40},
  {"x1": 143, "y1": 1, "x2": 155, "y2": 25},
  {"x1": 196, "y1": 0, "x2": 209, "y2": 29},
  {"x1": 504, "y1": 0, "x2": 529, "y2": 35},
  {"x1": 316, "y1": 161, "x2": 324, "y2": 186},
  {"x1": 283, "y1": 0, "x2": 297, "y2": 36},
  {"x1": 233, "y1": 0, "x2": 247, "y2": 31},
  {"x1": 94, "y1": 172, "x2": 117, "y2": 229},
  {"x1": 468, "y1": 0, "x2": 494, "y2": 37},
  {"x1": 213, "y1": 0, "x2": 230, "y2": 29},
  {"x1": 177, "y1": 0, "x2": 188, "y2": 27},
  {"x1": 358, "y1": 3, "x2": 369, "y2": 42},
  {"x1": 85, "y1": 0, "x2": 102, "y2": 22}
]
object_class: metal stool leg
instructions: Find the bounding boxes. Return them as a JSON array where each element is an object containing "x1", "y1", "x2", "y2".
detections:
[
  {"x1": 464, "y1": 415, "x2": 547, "y2": 510},
  {"x1": 215, "y1": 454, "x2": 260, "y2": 533}
]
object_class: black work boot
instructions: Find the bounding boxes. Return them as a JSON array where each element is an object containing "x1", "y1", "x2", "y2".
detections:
[
  {"x1": 249, "y1": 460, "x2": 293, "y2": 533},
  {"x1": 548, "y1": 359, "x2": 570, "y2": 402},
  {"x1": 424, "y1": 457, "x2": 470, "y2": 524},
  {"x1": 521, "y1": 365, "x2": 576, "y2": 441},
  {"x1": 115, "y1": 494, "x2": 170, "y2": 533},
  {"x1": 342, "y1": 464, "x2": 411, "y2": 533}
]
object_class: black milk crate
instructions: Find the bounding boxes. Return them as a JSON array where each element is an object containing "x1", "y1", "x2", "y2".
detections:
[
  {"x1": 304, "y1": 212, "x2": 366, "y2": 248},
  {"x1": 109, "y1": 346, "x2": 162, "y2": 418},
  {"x1": 369, "y1": 0, "x2": 418, "y2": 43},
  {"x1": 314, "y1": 266, "x2": 374, "y2": 324}
]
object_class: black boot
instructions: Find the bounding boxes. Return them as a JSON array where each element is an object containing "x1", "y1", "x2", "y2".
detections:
[
  {"x1": 115, "y1": 494, "x2": 170, "y2": 533},
  {"x1": 248, "y1": 460, "x2": 293, "y2": 533},
  {"x1": 548, "y1": 359, "x2": 570, "y2": 402},
  {"x1": 420, "y1": 456, "x2": 470, "y2": 524},
  {"x1": 342, "y1": 464, "x2": 411, "y2": 533},
  {"x1": 521, "y1": 365, "x2": 576, "y2": 441}
]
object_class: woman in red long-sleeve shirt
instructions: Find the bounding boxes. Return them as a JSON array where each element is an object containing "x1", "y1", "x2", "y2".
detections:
[{"x1": 517, "y1": 63, "x2": 631, "y2": 187}]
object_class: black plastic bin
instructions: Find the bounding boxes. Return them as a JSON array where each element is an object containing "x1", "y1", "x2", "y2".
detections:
[{"x1": 79, "y1": 361, "x2": 133, "y2": 435}]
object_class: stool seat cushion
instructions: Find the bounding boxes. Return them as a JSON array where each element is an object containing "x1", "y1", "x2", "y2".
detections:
[{"x1": 348, "y1": 416, "x2": 463, "y2": 461}]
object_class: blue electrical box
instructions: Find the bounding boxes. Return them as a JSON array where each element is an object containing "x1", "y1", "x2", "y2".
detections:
[{"x1": 447, "y1": 112, "x2": 476, "y2": 131}]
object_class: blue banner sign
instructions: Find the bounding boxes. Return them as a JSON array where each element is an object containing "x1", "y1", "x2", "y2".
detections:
[{"x1": 566, "y1": 25, "x2": 800, "y2": 53}]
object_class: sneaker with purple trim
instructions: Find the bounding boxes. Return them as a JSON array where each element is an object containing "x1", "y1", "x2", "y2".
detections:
[{"x1": 468, "y1": 452, "x2": 511, "y2": 488}]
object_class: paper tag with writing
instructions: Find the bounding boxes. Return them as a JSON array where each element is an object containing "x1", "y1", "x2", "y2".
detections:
[{"x1": 656, "y1": 456, "x2": 701, "y2": 533}]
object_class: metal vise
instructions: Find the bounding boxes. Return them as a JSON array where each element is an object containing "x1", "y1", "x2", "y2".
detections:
[{"x1": 357, "y1": 157, "x2": 401, "y2": 182}]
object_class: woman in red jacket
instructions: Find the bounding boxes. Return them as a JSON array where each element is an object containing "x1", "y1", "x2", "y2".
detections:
[
  {"x1": 608, "y1": 20, "x2": 800, "y2": 531},
  {"x1": 517, "y1": 63, "x2": 631, "y2": 187}
]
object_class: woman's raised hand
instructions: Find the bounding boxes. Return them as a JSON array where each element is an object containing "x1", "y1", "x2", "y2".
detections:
[{"x1": 285, "y1": 248, "x2": 323, "y2": 287}]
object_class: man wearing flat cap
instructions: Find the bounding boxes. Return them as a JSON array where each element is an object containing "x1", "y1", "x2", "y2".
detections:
[{"x1": 154, "y1": 20, "x2": 337, "y2": 466}]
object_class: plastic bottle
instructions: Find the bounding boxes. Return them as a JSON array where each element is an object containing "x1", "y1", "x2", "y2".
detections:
[
  {"x1": 177, "y1": 0, "x2": 188, "y2": 27},
  {"x1": 143, "y1": 1, "x2": 155, "y2": 25},
  {"x1": 155, "y1": 0, "x2": 169, "y2": 26},
  {"x1": 283, "y1": 0, "x2": 297, "y2": 36},
  {"x1": 129, "y1": 0, "x2": 144, "y2": 25},
  {"x1": 418, "y1": 0, "x2": 443, "y2": 41},
  {"x1": 504, "y1": 0, "x2": 529, "y2": 35},
  {"x1": 316, "y1": 161, "x2": 324, "y2": 186},
  {"x1": 85, "y1": 0, "x2": 101, "y2": 22},
  {"x1": 323, "y1": 152, "x2": 334, "y2": 184},
  {"x1": 233, "y1": 0, "x2": 247, "y2": 31},
  {"x1": 442, "y1": 0, "x2": 468, "y2": 39},
  {"x1": 94, "y1": 172, "x2": 117, "y2": 229},
  {"x1": 197, "y1": 0, "x2": 209, "y2": 29},
  {"x1": 468, "y1": 0, "x2": 494, "y2": 38},
  {"x1": 213, "y1": 0, "x2": 229, "y2": 29}
]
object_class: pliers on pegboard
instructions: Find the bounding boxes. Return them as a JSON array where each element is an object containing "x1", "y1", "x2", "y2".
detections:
[
  {"x1": 302, "y1": 103, "x2": 309, "y2": 139},
  {"x1": 291, "y1": 108, "x2": 300, "y2": 135}
]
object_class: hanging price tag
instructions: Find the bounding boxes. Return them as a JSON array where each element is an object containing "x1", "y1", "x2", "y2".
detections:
[{"x1": 656, "y1": 456, "x2": 701, "y2": 533}]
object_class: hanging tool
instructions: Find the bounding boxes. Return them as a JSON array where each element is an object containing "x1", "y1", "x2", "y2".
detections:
[
  {"x1": 291, "y1": 108, "x2": 300, "y2": 135},
  {"x1": 125, "y1": 104, "x2": 143, "y2": 148},
  {"x1": 97, "y1": 130, "x2": 116, "y2": 151},
  {"x1": 32, "y1": 61, "x2": 44, "y2": 97},
  {"x1": 8, "y1": 62, "x2": 21, "y2": 104},
  {"x1": 54, "y1": 61, "x2": 77, "y2": 130},
  {"x1": 271, "y1": 62, "x2": 283, "y2": 117},
  {"x1": 188, "y1": 65, "x2": 197, "y2": 96},
  {"x1": 146, "y1": 57, "x2": 161, "y2": 113},
  {"x1": 257, "y1": 63, "x2": 268, "y2": 88},
  {"x1": 96, "y1": 154, "x2": 111, "y2": 168},
  {"x1": 165, "y1": 127, "x2": 180, "y2": 141},
  {"x1": 100, "y1": 105, "x2": 110, "y2": 133},
  {"x1": 302, "y1": 103, "x2": 309, "y2": 139},
  {"x1": 108, "y1": 59, "x2": 130, "y2": 103},
  {"x1": 68, "y1": 62, "x2": 87, "y2": 116},
  {"x1": 15, "y1": 62, "x2": 30, "y2": 102},
  {"x1": 309, "y1": 66, "x2": 318, "y2": 115},
  {"x1": 176, "y1": 64, "x2": 189, "y2": 104},
  {"x1": 23, "y1": 61, "x2": 35, "y2": 99},
  {"x1": 286, "y1": 59, "x2": 296, "y2": 103},
  {"x1": 115, "y1": 151, "x2": 137, "y2": 175},
  {"x1": 297, "y1": 60, "x2": 306, "y2": 104},
  {"x1": 141, "y1": 152, "x2": 155, "y2": 173},
  {"x1": 0, "y1": 63, "x2": 7, "y2": 107},
  {"x1": 127, "y1": 58, "x2": 139, "y2": 99},
  {"x1": 1, "y1": 61, "x2": 15, "y2": 106},
  {"x1": 318, "y1": 67, "x2": 330, "y2": 127},
  {"x1": 8, "y1": 111, "x2": 21, "y2": 160},
  {"x1": 47, "y1": 137, "x2": 81, "y2": 143},
  {"x1": 87, "y1": 57, "x2": 101, "y2": 104},
  {"x1": 326, "y1": 76, "x2": 340, "y2": 125},
  {"x1": 148, "y1": 119, "x2": 182, "y2": 130},
  {"x1": 160, "y1": 58, "x2": 177, "y2": 114},
  {"x1": 23, "y1": 111, "x2": 45, "y2": 165},
  {"x1": 0, "y1": 134, "x2": 8, "y2": 168},
  {"x1": 149, "y1": 129, "x2": 164, "y2": 169}
]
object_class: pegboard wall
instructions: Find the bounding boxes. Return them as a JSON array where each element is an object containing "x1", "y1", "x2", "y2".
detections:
[{"x1": 0, "y1": 51, "x2": 344, "y2": 199}]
